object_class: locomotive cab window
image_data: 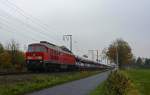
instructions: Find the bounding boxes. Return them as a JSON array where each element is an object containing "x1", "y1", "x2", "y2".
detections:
[
  {"x1": 28, "y1": 45, "x2": 47, "y2": 52},
  {"x1": 28, "y1": 46, "x2": 34, "y2": 52}
]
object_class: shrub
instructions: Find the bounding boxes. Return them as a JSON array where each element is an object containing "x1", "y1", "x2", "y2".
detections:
[
  {"x1": 0, "y1": 43, "x2": 4, "y2": 54},
  {"x1": 104, "y1": 71, "x2": 132, "y2": 95},
  {"x1": 6, "y1": 40, "x2": 26, "y2": 71},
  {"x1": 0, "y1": 41, "x2": 25, "y2": 72},
  {"x1": 13, "y1": 51, "x2": 25, "y2": 71},
  {"x1": 0, "y1": 51, "x2": 12, "y2": 71}
]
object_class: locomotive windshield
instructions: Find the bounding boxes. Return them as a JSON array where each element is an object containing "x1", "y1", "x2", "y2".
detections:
[{"x1": 28, "y1": 45, "x2": 47, "y2": 52}]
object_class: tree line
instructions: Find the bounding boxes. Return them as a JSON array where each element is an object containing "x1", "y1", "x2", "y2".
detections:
[
  {"x1": 0, "y1": 40, "x2": 25, "y2": 72},
  {"x1": 130, "y1": 57, "x2": 150, "y2": 68}
]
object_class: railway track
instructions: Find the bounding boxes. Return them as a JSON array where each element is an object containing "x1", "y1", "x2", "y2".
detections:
[
  {"x1": 0, "y1": 71, "x2": 77, "y2": 76},
  {"x1": 0, "y1": 72, "x2": 32, "y2": 76},
  {"x1": 0, "y1": 69, "x2": 110, "y2": 76}
]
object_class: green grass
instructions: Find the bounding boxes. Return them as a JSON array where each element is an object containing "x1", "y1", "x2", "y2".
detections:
[
  {"x1": 124, "y1": 69, "x2": 150, "y2": 95},
  {"x1": 0, "y1": 71, "x2": 101, "y2": 95},
  {"x1": 90, "y1": 69, "x2": 149, "y2": 95},
  {"x1": 90, "y1": 81, "x2": 106, "y2": 95}
]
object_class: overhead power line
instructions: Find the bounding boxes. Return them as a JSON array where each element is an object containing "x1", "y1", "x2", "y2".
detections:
[
  {"x1": 0, "y1": 0, "x2": 60, "y2": 43},
  {"x1": 0, "y1": 9, "x2": 51, "y2": 42},
  {"x1": 0, "y1": 18, "x2": 39, "y2": 42}
]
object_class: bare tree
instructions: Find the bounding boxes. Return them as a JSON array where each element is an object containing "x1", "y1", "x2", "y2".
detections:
[{"x1": 6, "y1": 40, "x2": 20, "y2": 65}]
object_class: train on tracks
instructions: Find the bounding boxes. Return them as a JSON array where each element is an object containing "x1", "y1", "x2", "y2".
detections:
[{"x1": 25, "y1": 41, "x2": 110, "y2": 72}]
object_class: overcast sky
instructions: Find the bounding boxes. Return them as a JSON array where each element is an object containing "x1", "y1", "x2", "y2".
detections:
[{"x1": 0, "y1": 0, "x2": 150, "y2": 58}]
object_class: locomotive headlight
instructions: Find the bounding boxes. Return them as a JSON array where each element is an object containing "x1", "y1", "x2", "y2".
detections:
[
  {"x1": 37, "y1": 56, "x2": 42, "y2": 60},
  {"x1": 27, "y1": 56, "x2": 32, "y2": 59}
]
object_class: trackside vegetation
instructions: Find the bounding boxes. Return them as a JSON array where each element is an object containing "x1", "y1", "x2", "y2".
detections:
[
  {"x1": 0, "y1": 71, "x2": 101, "y2": 95},
  {"x1": 0, "y1": 40, "x2": 25, "y2": 73}
]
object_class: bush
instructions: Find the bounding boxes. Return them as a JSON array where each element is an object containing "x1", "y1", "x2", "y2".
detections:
[
  {"x1": 0, "y1": 41, "x2": 26, "y2": 72},
  {"x1": 6, "y1": 40, "x2": 26, "y2": 71},
  {"x1": 13, "y1": 51, "x2": 25, "y2": 71},
  {"x1": 0, "y1": 51, "x2": 12, "y2": 71},
  {"x1": 104, "y1": 71, "x2": 132, "y2": 95},
  {"x1": 0, "y1": 43, "x2": 4, "y2": 54}
]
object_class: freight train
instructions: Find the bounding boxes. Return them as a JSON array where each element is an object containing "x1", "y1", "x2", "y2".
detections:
[{"x1": 25, "y1": 41, "x2": 109, "y2": 72}]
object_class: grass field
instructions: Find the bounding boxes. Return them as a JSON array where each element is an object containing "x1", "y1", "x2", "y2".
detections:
[
  {"x1": 0, "y1": 71, "x2": 101, "y2": 95},
  {"x1": 90, "y1": 69, "x2": 150, "y2": 95},
  {"x1": 125, "y1": 69, "x2": 150, "y2": 95},
  {"x1": 90, "y1": 82, "x2": 105, "y2": 95}
]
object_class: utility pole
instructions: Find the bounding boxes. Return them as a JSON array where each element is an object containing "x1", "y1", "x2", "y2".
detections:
[
  {"x1": 115, "y1": 43, "x2": 119, "y2": 69},
  {"x1": 96, "y1": 50, "x2": 99, "y2": 62},
  {"x1": 117, "y1": 47, "x2": 119, "y2": 68},
  {"x1": 63, "y1": 35, "x2": 72, "y2": 51}
]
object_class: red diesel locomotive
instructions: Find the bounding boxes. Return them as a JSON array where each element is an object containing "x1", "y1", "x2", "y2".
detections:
[
  {"x1": 26, "y1": 41, "x2": 109, "y2": 72},
  {"x1": 26, "y1": 41, "x2": 76, "y2": 71}
]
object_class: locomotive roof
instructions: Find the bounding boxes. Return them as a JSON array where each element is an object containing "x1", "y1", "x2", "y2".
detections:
[{"x1": 29, "y1": 41, "x2": 73, "y2": 55}]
